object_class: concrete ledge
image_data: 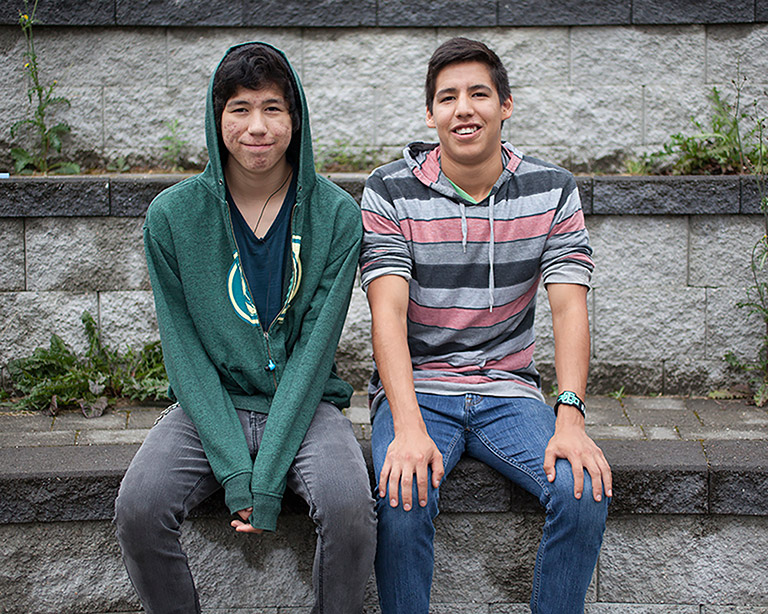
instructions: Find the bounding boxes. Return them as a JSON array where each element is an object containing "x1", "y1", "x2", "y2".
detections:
[
  {"x1": 0, "y1": 174, "x2": 761, "y2": 219},
  {"x1": 1, "y1": 0, "x2": 765, "y2": 26}
]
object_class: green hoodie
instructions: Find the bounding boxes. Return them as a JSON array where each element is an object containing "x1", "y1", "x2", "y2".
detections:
[{"x1": 143, "y1": 42, "x2": 362, "y2": 531}]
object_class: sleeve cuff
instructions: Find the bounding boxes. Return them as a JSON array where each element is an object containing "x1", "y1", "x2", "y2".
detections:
[
  {"x1": 222, "y1": 473, "x2": 252, "y2": 515},
  {"x1": 249, "y1": 492, "x2": 283, "y2": 533}
]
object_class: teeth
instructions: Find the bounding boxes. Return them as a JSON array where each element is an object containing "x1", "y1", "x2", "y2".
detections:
[{"x1": 455, "y1": 126, "x2": 478, "y2": 135}]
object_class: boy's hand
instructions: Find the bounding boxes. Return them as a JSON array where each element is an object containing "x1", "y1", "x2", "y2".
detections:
[{"x1": 230, "y1": 507, "x2": 263, "y2": 534}]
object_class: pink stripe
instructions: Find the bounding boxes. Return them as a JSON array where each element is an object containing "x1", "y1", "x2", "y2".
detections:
[
  {"x1": 362, "y1": 209, "x2": 401, "y2": 235},
  {"x1": 402, "y1": 210, "x2": 555, "y2": 243},
  {"x1": 415, "y1": 374, "x2": 495, "y2": 385},
  {"x1": 412, "y1": 146, "x2": 442, "y2": 185},
  {"x1": 566, "y1": 253, "x2": 593, "y2": 265},
  {"x1": 408, "y1": 282, "x2": 538, "y2": 329},
  {"x1": 550, "y1": 209, "x2": 586, "y2": 236},
  {"x1": 417, "y1": 344, "x2": 535, "y2": 374}
]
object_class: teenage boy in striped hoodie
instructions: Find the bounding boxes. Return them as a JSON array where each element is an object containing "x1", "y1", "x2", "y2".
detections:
[{"x1": 359, "y1": 37, "x2": 612, "y2": 614}]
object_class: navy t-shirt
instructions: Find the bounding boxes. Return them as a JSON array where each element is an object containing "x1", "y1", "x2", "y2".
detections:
[{"x1": 227, "y1": 172, "x2": 297, "y2": 329}]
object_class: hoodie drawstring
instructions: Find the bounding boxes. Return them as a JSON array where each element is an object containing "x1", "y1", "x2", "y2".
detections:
[
  {"x1": 459, "y1": 201, "x2": 468, "y2": 253},
  {"x1": 488, "y1": 193, "x2": 495, "y2": 313}
]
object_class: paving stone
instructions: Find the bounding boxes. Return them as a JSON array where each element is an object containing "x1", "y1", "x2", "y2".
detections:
[
  {"x1": 0, "y1": 431, "x2": 76, "y2": 447},
  {"x1": 599, "y1": 440, "x2": 708, "y2": 514},
  {"x1": 600, "y1": 515, "x2": 768, "y2": 604},
  {"x1": 0, "y1": 413, "x2": 53, "y2": 432},
  {"x1": 124, "y1": 408, "x2": 166, "y2": 429},
  {"x1": 689, "y1": 215, "x2": 763, "y2": 287},
  {"x1": 379, "y1": 0, "x2": 496, "y2": 26},
  {"x1": 499, "y1": 0, "x2": 630, "y2": 26},
  {"x1": 632, "y1": 0, "x2": 754, "y2": 24},
  {"x1": 587, "y1": 606, "x2": 698, "y2": 613},
  {"x1": 588, "y1": 425, "x2": 645, "y2": 440},
  {"x1": 622, "y1": 396, "x2": 686, "y2": 411},
  {"x1": 52, "y1": 411, "x2": 127, "y2": 432},
  {"x1": 592, "y1": 176, "x2": 740, "y2": 215},
  {"x1": 705, "y1": 440, "x2": 768, "y2": 514},
  {"x1": 243, "y1": 0, "x2": 375, "y2": 26},
  {"x1": 678, "y1": 427, "x2": 768, "y2": 440},
  {"x1": 0, "y1": 177, "x2": 109, "y2": 217},
  {"x1": 116, "y1": 0, "x2": 244, "y2": 26},
  {"x1": 78, "y1": 428, "x2": 150, "y2": 445},
  {"x1": 110, "y1": 174, "x2": 182, "y2": 216},
  {"x1": 625, "y1": 407, "x2": 701, "y2": 427},
  {"x1": 704, "y1": 607, "x2": 768, "y2": 613},
  {"x1": 343, "y1": 404, "x2": 370, "y2": 425},
  {"x1": 584, "y1": 405, "x2": 631, "y2": 426},
  {"x1": 642, "y1": 426, "x2": 681, "y2": 440}
]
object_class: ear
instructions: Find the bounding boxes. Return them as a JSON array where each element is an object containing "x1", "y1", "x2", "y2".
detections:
[
  {"x1": 426, "y1": 107, "x2": 436, "y2": 129},
  {"x1": 501, "y1": 94, "x2": 513, "y2": 121}
]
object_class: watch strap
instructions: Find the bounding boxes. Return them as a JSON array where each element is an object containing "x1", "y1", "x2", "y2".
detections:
[{"x1": 553, "y1": 390, "x2": 586, "y2": 419}]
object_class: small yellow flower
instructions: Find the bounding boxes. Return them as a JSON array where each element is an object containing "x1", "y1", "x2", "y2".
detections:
[
  {"x1": 21, "y1": 14, "x2": 29, "y2": 20},
  {"x1": 24, "y1": 62, "x2": 29, "y2": 68}
]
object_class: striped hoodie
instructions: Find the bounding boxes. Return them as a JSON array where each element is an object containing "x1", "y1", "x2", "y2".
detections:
[{"x1": 359, "y1": 141, "x2": 593, "y2": 411}]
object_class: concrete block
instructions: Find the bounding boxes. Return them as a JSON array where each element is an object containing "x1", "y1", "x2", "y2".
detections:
[
  {"x1": 0, "y1": 177, "x2": 109, "y2": 217},
  {"x1": 304, "y1": 83, "x2": 376, "y2": 147},
  {"x1": 599, "y1": 440, "x2": 708, "y2": 514},
  {"x1": 705, "y1": 286, "x2": 765, "y2": 364},
  {"x1": 53, "y1": 411, "x2": 128, "y2": 432},
  {"x1": 588, "y1": 606, "x2": 697, "y2": 613},
  {"x1": 586, "y1": 360, "x2": 664, "y2": 396},
  {"x1": 508, "y1": 85, "x2": 642, "y2": 150},
  {"x1": 336, "y1": 285, "x2": 372, "y2": 391},
  {"x1": 600, "y1": 515, "x2": 768, "y2": 604},
  {"x1": 643, "y1": 83, "x2": 714, "y2": 146},
  {"x1": 440, "y1": 458, "x2": 519, "y2": 514},
  {"x1": 375, "y1": 85, "x2": 434, "y2": 148},
  {"x1": 706, "y1": 25, "x2": 768, "y2": 84},
  {"x1": 642, "y1": 426, "x2": 681, "y2": 440},
  {"x1": 0, "y1": 291, "x2": 98, "y2": 366},
  {"x1": 688, "y1": 215, "x2": 763, "y2": 287},
  {"x1": 499, "y1": 0, "x2": 630, "y2": 26},
  {"x1": 327, "y1": 173, "x2": 367, "y2": 203},
  {"x1": 632, "y1": 0, "x2": 754, "y2": 24},
  {"x1": 587, "y1": 216, "x2": 688, "y2": 288},
  {"x1": 690, "y1": 398, "x2": 768, "y2": 428},
  {"x1": 116, "y1": 0, "x2": 244, "y2": 26},
  {"x1": 243, "y1": 0, "x2": 376, "y2": 27},
  {"x1": 705, "y1": 440, "x2": 768, "y2": 515},
  {"x1": 704, "y1": 608, "x2": 768, "y2": 613},
  {"x1": 0, "y1": 0, "x2": 114, "y2": 25},
  {"x1": 46, "y1": 85, "x2": 106, "y2": 163},
  {"x1": 0, "y1": 431, "x2": 77, "y2": 447},
  {"x1": 25, "y1": 217, "x2": 149, "y2": 292},
  {"x1": 110, "y1": 174, "x2": 182, "y2": 216},
  {"x1": 593, "y1": 286, "x2": 707, "y2": 362},
  {"x1": 0, "y1": 521, "x2": 138, "y2": 614},
  {"x1": 576, "y1": 177, "x2": 594, "y2": 214},
  {"x1": 99, "y1": 290, "x2": 159, "y2": 352},
  {"x1": 379, "y1": 0, "x2": 496, "y2": 26},
  {"x1": 0, "y1": 219, "x2": 24, "y2": 291},
  {"x1": 593, "y1": 176, "x2": 740, "y2": 215},
  {"x1": 742, "y1": 176, "x2": 768, "y2": 215},
  {"x1": 759, "y1": 1, "x2": 768, "y2": 22},
  {"x1": 33, "y1": 27, "x2": 167, "y2": 89},
  {"x1": 0, "y1": 414, "x2": 54, "y2": 433},
  {"x1": 438, "y1": 27, "x2": 571, "y2": 87},
  {"x1": 571, "y1": 25, "x2": 706, "y2": 86}
]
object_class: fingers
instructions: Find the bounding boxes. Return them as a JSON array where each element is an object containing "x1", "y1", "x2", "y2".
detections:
[
  {"x1": 543, "y1": 447, "x2": 556, "y2": 483},
  {"x1": 430, "y1": 453, "x2": 445, "y2": 490},
  {"x1": 571, "y1": 458, "x2": 584, "y2": 500},
  {"x1": 415, "y1": 461, "x2": 429, "y2": 508}
]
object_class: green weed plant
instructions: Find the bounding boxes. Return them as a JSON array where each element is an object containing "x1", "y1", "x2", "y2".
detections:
[
  {"x1": 160, "y1": 119, "x2": 192, "y2": 171},
  {"x1": 4, "y1": 312, "x2": 169, "y2": 416},
  {"x1": 10, "y1": 0, "x2": 80, "y2": 175}
]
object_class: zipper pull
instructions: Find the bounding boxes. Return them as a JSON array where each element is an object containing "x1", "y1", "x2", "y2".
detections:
[{"x1": 265, "y1": 359, "x2": 276, "y2": 372}]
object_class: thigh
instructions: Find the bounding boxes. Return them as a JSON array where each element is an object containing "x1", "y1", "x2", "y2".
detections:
[
  {"x1": 285, "y1": 402, "x2": 372, "y2": 513},
  {"x1": 466, "y1": 396, "x2": 557, "y2": 498},
  {"x1": 118, "y1": 404, "x2": 222, "y2": 517}
]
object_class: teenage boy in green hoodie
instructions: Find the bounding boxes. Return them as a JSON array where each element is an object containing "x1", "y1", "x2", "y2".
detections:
[{"x1": 115, "y1": 42, "x2": 376, "y2": 614}]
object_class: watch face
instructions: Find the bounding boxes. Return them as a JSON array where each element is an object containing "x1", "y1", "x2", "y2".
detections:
[{"x1": 560, "y1": 391, "x2": 578, "y2": 404}]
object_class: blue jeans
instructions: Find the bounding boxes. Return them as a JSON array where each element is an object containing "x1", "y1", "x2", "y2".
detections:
[
  {"x1": 115, "y1": 401, "x2": 376, "y2": 614},
  {"x1": 371, "y1": 393, "x2": 608, "y2": 614}
]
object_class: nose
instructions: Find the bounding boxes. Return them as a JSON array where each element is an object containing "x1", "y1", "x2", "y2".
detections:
[
  {"x1": 247, "y1": 111, "x2": 267, "y2": 134},
  {"x1": 455, "y1": 92, "x2": 473, "y2": 117}
]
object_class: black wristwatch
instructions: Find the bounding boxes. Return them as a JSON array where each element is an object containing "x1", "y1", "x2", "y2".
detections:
[{"x1": 553, "y1": 391, "x2": 586, "y2": 419}]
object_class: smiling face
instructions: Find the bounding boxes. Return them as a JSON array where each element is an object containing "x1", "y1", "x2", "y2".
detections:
[
  {"x1": 221, "y1": 84, "x2": 293, "y2": 179},
  {"x1": 425, "y1": 61, "x2": 513, "y2": 171}
]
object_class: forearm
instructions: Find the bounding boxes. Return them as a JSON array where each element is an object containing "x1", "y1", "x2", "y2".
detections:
[{"x1": 549, "y1": 284, "x2": 590, "y2": 400}]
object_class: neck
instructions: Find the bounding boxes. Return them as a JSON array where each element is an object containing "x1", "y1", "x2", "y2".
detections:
[
  {"x1": 440, "y1": 147, "x2": 504, "y2": 202},
  {"x1": 224, "y1": 158, "x2": 293, "y2": 205}
]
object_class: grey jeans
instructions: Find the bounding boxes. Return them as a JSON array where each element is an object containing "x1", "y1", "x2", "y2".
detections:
[{"x1": 114, "y1": 401, "x2": 376, "y2": 614}]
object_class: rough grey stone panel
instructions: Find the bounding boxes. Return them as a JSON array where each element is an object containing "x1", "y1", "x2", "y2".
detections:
[
  {"x1": 440, "y1": 458, "x2": 519, "y2": 513},
  {"x1": 587, "y1": 216, "x2": 688, "y2": 288},
  {"x1": 0, "y1": 0, "x2": 114, "y2": 25},
  {"x1": 706, "y1": 25, "x2": 768, "y2": 84},
  {"x1": 243, "y1": 0, "x2": 375, "y2": 26},
  {"x1": 704, "y1": 608, "x2": 768, "y2": 613},
  {"x1": 99, "y1": 290, "x2": 159, "y2": 352},
  {"x1": 571, "y1": 25, "x2": 705, "y2": 86},
  {"x1": 576, "y1": 177, "x2": 593, "y2": 214},
  {"x1": 0, "y1": 521, "x2": 139, "y2": 614},
  {"x1": 643, "y1": 83, "x2": 713, "y2": 146},
  {"x1": 705, "y1": 440, "x2": 768, "y2": 515},
  {"x1": 116, "y1": 0, "x2": 243, "y2": 26},
  {"x1": 25, "y1": 217, "x2": 149, "y2": 292},
  {"x1": 305, "y1": 83, "x2": 376, "y2": 146},
  {"x1": 741, "y1": 176, "x2": 768, "y2": 214},
  {"x1": 379, "y1": 0, "x2": 496, "y2": 26},
  {"x1": 0, "y1": 177, "x2": 109, "y2": 217},
  {"x1": 0, "y1": 219, "x2": 24, "y2": 291},
  {"x1": 0, "y1": 291, "x2": 98, "y2": 366},
  {"x1": 600, "y1": 515, "x2": 768, "y2": 604},
  {"x1": 336, "y1": 285, "x2": 372, "y2": 391},
  {"x1": 593, "y1": 286, "x2": 707, "y2": 362},
  {"x1": 586, "y1": 361, "x2": 664, "y2": 396},
  {"x1": 499, "y1": 0, "x2": 630, "y2": 26},
  {"x1": 599, "y1": 440, "x2": 708, "y2": 514},
  {"x1": 759, "y1": 1, "x2": 768, "y2": 22},
  {"x1": 706, "y1": 286, "x2": 764, "y2": 364},
  {"x1": 374, "y1": 84, "x2": 435, "y2": 147},
  {"x1": 688, "y1": 215, "x2": 763, "y2": 287},
  {"x1": 430, "y1": 513, "x2": 542, "y2": 604},
  {"x1": 632, "y1": 0, "x2": 754, "y2": 24},
  {"x1": 587, "y1": 607, "x2": 697, "y2": 614},
  {"x1": 110, "y1": 174, "x2": 181, "y2": 216},
  {"x1": 327, "y1": 173, "x2": 367, "y2": 203},
  {"x1": 593, "y1": 176, "x2": 740, "y2": 215}
]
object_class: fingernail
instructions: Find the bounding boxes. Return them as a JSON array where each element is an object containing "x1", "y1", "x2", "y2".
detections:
[
  {"x1": 390, "y1": 499, "x2": 397, "y2": 507},
  {"x1": 607, "y1": 490, "x2": 613, "y2": 497},
  {"x1": 595, "y1": 494, "x2": 602, "y2": 502},
  {"x1": 404, "y1": 503, "x2": 411, "y2": 511},
  {"x1": 546, "y1": 473, "x2": 554, "y2": 481},
  {"x1": 420, "y1": 499, "x2": 427, "y2": 507},
  {"x1": 575, "y1": 492, "x2": 582, "y2": 499}
]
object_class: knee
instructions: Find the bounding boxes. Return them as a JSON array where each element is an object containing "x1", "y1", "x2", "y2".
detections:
[
  {"x1": 546, "y1": 463, "x2": 608, "y2": 529},
  {"x1": 114, "y1": 477, "x2": 178, "y2": 543},
  {"x1": 376, "y1": 484, "x2": 439, "y2": 537},
  {"x1": 314, "y1": 478, "x2": 377, "y2": 541}
]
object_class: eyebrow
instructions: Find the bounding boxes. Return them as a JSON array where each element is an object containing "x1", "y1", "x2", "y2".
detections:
[
  {"x1": 435, "y1": 84, "x2": 493, "y2": 98},
  {"x1": 225, "y1": 96, "x2": 286, "y2": 108}
]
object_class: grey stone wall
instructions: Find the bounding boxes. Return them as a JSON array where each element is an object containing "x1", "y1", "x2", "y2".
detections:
[
  {"x1": 0, "y1": 175, "x2": 764, "y2": 396},
  {"x1": 1, "y1": 5, "x2": 767, "y2": 173}
]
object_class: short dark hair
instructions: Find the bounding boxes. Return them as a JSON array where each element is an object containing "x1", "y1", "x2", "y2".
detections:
[
  {"x1": 425, "y1": 37, "x2": 511, "y2": 113},
  {"x1": 212, "y1": 43, "x2": 300, "y2": 140}
]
